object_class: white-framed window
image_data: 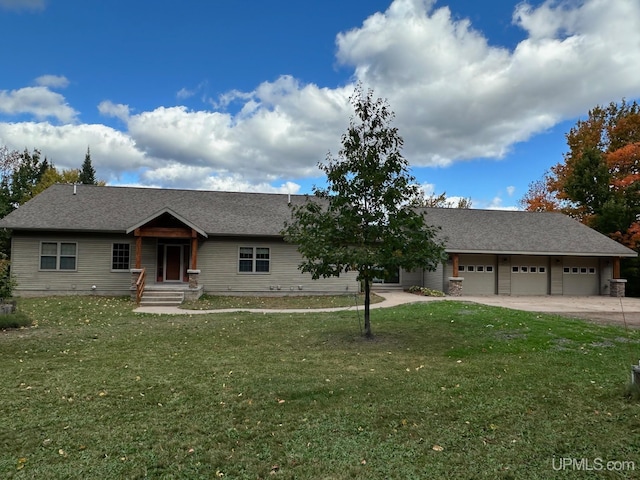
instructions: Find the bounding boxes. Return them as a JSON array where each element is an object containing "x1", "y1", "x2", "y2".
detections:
[
  {"x1": 467, "y1": 265, "x2": 475, "y2": 272},
  {"x1": 563, "y1": 267, "x2": 571, "y2": 274},
  {"x1": 238, "y1": 247, "x2": 270, "y2": 273},
  {"x1": 539, "y1": 266, "x2": 546, "y2": 273},
  {"x1": 112, "y1": 243, "x2": 131, "y2": 271},
  {"x1": 40, "y1": 242, "x2": 77, "y2": 271},
  {"x1": 486, "y1": 265, "x2": 494, "y2": 273},
  {"x1": 476, "y1": 265, "x2": 484, "y2": 272},
  {"x1": 530, "y1": 266, "x2": 537, "y2": 273},
  {"x1": 588, "y1": 267, "x2": 596, "y2": 274},
  {"x1": 521, "y1": 266, "x2": 528, "y2": 273},
  {"x1": 458, "y1": 265, "x2": 465, "y2": 273},
  {"x1": 512, "y1": 266, "x2": 519, "y2": 273},
  {"x1": 572, "y1": 267, "x2": 579, "y2": 274}
]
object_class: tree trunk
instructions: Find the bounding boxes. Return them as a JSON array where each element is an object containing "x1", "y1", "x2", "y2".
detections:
[{"x1": 364, "y1": 276, "x2": 372, "y2": 338}]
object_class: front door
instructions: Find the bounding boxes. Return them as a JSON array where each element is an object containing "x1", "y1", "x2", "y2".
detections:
[{"x1": 164, "y1": 245, "x2": 183, "y2": 282}]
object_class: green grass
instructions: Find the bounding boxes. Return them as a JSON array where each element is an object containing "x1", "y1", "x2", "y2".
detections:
[
  {"x1": 0, "y1": 310, "x2": 30, "y2": 329},
  {"x1": 180, "y1": 292, "x2": 384, "y2": 310},
  {"x1": 2, "y1": 296, "x2": 640, "y2": 479}
]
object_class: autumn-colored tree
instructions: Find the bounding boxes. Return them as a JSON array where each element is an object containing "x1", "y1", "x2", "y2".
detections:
[
  {"x1": 32, "y1": 167, "x2": 81, "y2": 196},
  {"x1": 522, "y1": 100, "x2": 640, "y2": 230},
  {"x1": 521, "y1": 99, "x2": 640, "y2": 293},
  {"x1": 519, "y1": 174, "x2": 561, "y2": 212}
]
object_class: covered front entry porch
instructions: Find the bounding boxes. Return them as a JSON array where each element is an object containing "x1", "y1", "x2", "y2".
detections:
[{"x1": 127, "y1": 208, "x2": 207, "y2": 302}]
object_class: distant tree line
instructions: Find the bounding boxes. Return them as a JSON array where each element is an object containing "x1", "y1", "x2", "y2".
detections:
[{"x1": 0, "y1": 145, "x2": 102, "y2": 254}]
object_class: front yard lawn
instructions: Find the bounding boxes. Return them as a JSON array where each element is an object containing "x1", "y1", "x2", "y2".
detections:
[
  {"x1": 2, "y1": 297, "x2": 640, "y2": 478},
  {"x1": 180, "y1": 292, "x2": 384, "y2": 310}
]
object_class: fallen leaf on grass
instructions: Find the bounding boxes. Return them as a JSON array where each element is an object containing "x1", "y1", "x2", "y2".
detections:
[{"x1": 432, "y1": 445, "x2": 444, "y2": 452}]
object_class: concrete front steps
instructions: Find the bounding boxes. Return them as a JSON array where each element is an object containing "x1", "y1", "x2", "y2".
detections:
[{"x1": 139, "y1": 287, "x2": 185, "y2": 307}]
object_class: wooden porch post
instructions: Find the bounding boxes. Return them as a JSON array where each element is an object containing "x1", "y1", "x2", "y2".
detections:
[
  {"x1": 191, "y1": 229, "x2": 198, "y2": 270},
  {"x1": 452, "y1": 253, "x2": 459, "y2": 277},
  {"x1": 134, "y1": 229, "x2": 142, "y2": 269},
  {"x1": 613, "y1": 257, "x2": 621, "y2": 279}
]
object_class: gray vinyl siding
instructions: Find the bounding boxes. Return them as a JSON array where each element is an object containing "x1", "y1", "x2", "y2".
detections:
[
  {"x1": 550, "y1": 257, "x2": 563, "y2": 295},
  {"x1": 9, "y1": 228, "x2": 620, "y2": 298},
  {"x1": 401, "y1": 269, "x2": 423, "y2": 289},
  {"x1": 10, "y1": 233, "x2": 359, "y2": 296},
  {"x1": 11, "y1": 232, "x2": 133, "y2": 296},
  {"x1": 600, "y1": 258, "x2": 613, "y2": 295},
  {"x1": 196, "y1": 237, "x2": 359, "y2": 294},
  {"x1": 443, "y1": 261, "x2": 453, "y2": 294},
  {"x1": 498, "y1": 256, "x2": 511, "y2": 295},
  {"x1": 141, "y1": 240, "x2": 157, "y2": 281},
  {"x1": 423, "y1": 263, "x2": 444, "y2": 291}
]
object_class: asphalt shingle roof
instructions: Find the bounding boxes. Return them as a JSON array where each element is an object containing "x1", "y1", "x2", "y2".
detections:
[
  {"x1": 0, "y1": 184, "x2": 635, "y2": 257},
  {"x1": 421, "y1": 207, "x2": 636, "y2": 257},
  {"x1": 0, "y1": 184, "x2": 305, "y2": 237}
]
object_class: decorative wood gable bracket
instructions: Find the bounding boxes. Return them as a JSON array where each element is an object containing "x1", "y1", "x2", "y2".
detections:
[{"x1": 126, "y1": 207, "x2": 208, "y2": 270}]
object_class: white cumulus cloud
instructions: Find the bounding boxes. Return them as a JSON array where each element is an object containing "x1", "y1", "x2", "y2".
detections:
[
  {"x1": 336, "y1": 0, "x2": 640, "y2": 165},
  {"x1": 35, "y1": 75, "x2": 70, "y2": 89},
  {"x1": 0, "y1": 86, "x2": 77, "y2": 123},
  {"x1": 98, "y1": 101, "x2": 131, "y2": 123},
  {"x1": 1, "y1": 0, "x2": 640, "y2": 194}
]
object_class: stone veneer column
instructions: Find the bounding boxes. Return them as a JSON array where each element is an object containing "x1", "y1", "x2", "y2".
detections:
[
  {"x1": 187, "y1": 269, "x2": 201, "y2": 289},
  {"x1": 448, "y1": 277, "x2": 464, "y2": 297},
  {"x1": 609, "y1": 278, "x2": 627, "y2": 297}
]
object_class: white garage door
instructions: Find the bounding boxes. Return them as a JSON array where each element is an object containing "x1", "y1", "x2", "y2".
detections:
[
  {"x1": 510, "y1": 256, "x2": 549, "y2": 295},
  {"x1": 562, "y1": 258, "x2": 599, "y2": 295},
  {"x1": 457, "y1": 255, "x2": 497, "y2": 295}
]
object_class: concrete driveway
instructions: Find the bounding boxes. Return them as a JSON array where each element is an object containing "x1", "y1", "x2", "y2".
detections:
[
  {"x1": 372, "y1": 290, "x2": 640, "y2": 327},
  {"x1": 444, "y1": 294, "x2": 640, "y2": 327}
]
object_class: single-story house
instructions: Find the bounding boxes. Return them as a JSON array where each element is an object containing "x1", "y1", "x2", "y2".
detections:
[
  {"x1": 0, "y1": 184, "x2": 360, "y2": 299},
  {"x1": 0, "y1": 184, "x2": 636, "y2": 299}
]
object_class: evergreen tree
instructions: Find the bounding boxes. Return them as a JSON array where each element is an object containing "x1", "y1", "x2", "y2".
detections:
[{"x1": 79, "y1": 147, "x2": 97, "y2": 185}]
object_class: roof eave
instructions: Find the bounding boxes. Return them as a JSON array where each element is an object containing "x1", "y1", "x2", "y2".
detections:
[{"x1": 445, "y1": 248, "x2": 637, "y2": 258}]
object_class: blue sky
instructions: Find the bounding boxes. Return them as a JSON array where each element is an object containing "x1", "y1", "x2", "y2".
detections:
[{"x1": 1, "y1": 0, "x2": 639, "y2": 209}]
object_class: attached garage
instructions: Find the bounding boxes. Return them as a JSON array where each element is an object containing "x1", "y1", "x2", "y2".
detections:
[{"x1": 413, "y1": 208, "x2": 637, "y2": 297}]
